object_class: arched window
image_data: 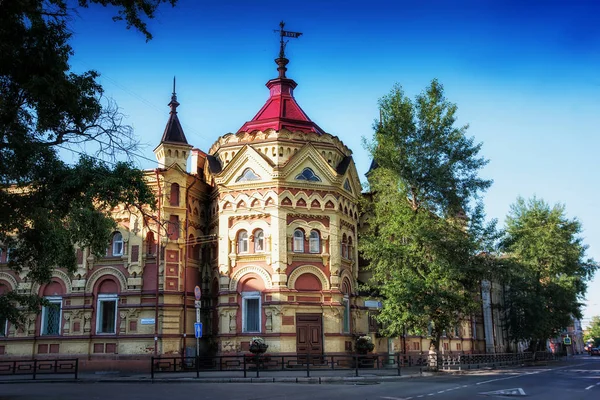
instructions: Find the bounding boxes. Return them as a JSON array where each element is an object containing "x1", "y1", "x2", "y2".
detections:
[
  {"x1": 309, "y1": 230, "x2": 320, "y2": 254},
  {"x1": 236, "y1": 168, "x2": 261, "y2": 182},
  {"x1": 293, "y1": 229, "x2": 304, "y2": 253},
  {"x1": 112, "y1": 232, "x2": 123, "y2": 256},
  {"x1": 254, "y1": 230, "x2": 264, "y2": 253},
  {"x1": 341, "y1": 278, "x2": 351, "y2": 333},
  {"x1": 295, "y1": 167, "x2": 321, "y2": 182},
  {"x1": 170, "y1": 183, "x2": 180, "y2": 206},
  {"x1": 348, "y1": 236, "x2": 353, "y2": 260},
  {"x1": 237, "y1": 230, "x2": 248, "y2": 254},
  {"x1": 341, "y1": 234, "x2": 348, "y2": 259}
]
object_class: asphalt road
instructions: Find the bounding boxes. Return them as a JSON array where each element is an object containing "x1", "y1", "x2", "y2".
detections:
[{"x1": 1, "y1": 356, "x2": 599, "y2": 400}]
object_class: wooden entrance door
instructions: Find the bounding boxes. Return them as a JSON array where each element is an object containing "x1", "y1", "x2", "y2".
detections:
[{"x1": 296, "y1": 314, "x2": 323, "y2": 358}]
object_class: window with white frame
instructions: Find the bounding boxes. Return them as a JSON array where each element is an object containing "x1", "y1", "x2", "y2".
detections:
[
  {"x1": 112, "y1": 232, "x2": 123, "y2": 256},
  {"x1": 237, "y1": 230, "x2": 248, "y2": 253},
  {"x1": 293, "y1": 229, "x2": 304, "y2": 253},
  {"x1": 254, "y1": 230, "x2": 264, "y2": 253},
  {"x1": 96, "y1": 294, "x2": 118, "y2": 334},
  {"x1": 342, "y1": 296, "x2": 350, "y2": 333},
  {"x1": 242, "y1": 292, "x2": 261, "y2": 333},
  {"x1": 309, "y1": 230, "x2": 320, "y2": 253},
  {"x1": 41, "y1": 297, "x2": 62, "y2": 335}
]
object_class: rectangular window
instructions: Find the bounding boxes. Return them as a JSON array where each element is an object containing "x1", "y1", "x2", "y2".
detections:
[
  {"x1": 443, "y1": 342, "x2": 449, "y2": 351},
  {"x1": 456, "y1": 343, "x2": 462, "y2": 351},
  {"x1": 41, "y1": 297, "x2": 62, "y2": 336},
  {"x1": 96, "y1": 295, "x2": 118, "y2": 334},
  {"x1": 309, "y1": 238, "x2": 319, "y2": 253},
  {"x1": 342, "y1": 297, "x2": 350, "y2": 333},
  {"x1": 293, "y1": 236, "x2": 303, "y2": 253},
  {"x1": 413, "y1": 342, "x2": 421, "y2": 351},
  {"x1": 242, "y1": 292, "x2": 261, "y2": 333}
]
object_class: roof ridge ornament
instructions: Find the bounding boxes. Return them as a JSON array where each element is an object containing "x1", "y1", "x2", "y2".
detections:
[{"x1": 274, "y1": 21, "x2": 302, "y2": 78}]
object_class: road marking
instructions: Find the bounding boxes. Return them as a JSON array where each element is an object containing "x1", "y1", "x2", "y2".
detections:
[
  {"x1": 585, "y1": 385, "x2": 594, "y2": 390},
  {"x1": 479, "y1": 388, "x2": 526, "y2": 396},
  {"x1": 381, "y1": 397, "x2": 408, "y2": 400},
  {"x1": 475, "y1": 371, "x2": 540, "y2": 385},
  {"x1": 437, "y1": 390, "x2": 445, "y2": 393}
]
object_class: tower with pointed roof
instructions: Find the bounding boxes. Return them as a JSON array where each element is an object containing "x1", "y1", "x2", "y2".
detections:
[
  {"x1": 154, "y1": 78, "x2": 193, "y2": 171},
  {"x1": 203, "y1": 23, "x2": 363, "y2": 356}
]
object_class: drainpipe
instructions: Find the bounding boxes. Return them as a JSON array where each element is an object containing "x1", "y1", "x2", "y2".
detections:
[
  {"x1": 154, "y1": 169, "x2": 162, "y2": 356},
  {"x1": 182, "y1": 179, "x2": 197, "y2": 355}
]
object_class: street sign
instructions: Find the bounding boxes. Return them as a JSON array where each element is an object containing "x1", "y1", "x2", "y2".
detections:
[
  {"x1": 194, "y1": 286, "x2": 202, "y2": 301},
  {"x1": 194, "y1": 322, "x2": 203, "y2": 338},
  {"x1": 564, "y1": 337, "x2": 572, "y2": 345}
]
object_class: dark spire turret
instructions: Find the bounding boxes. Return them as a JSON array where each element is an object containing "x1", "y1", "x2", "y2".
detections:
[{"x1": 160, "y1": 76, "x2": 188, "y2": 145}]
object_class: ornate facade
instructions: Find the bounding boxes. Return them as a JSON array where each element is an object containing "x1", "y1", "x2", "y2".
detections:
[{"x1": 0, "y1": 42, "x2": 510, "y2": 363}]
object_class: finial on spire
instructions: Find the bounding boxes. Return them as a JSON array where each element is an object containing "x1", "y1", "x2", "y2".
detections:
[
  {"x1": 168, "y1": 76, "x2": 179, "y2": 114},
  {"x1": 273, "y1": 21, "x2": 302, "y2": 78}
]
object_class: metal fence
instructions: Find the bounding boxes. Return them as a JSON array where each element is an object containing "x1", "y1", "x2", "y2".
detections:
[
  {"x1": 151, "y1": 351, "x2": 562, "y2": 379},
  {"x1": 0, "y1": 358, "x2": 79, "y2": 380},
  {"x1": 440, "y1": 351, "x2": 561, "y2": 370},
  {"x1": 151, "y1": 353, "x2": 410, "y2": 380}
]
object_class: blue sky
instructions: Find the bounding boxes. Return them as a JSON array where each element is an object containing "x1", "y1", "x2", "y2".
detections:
[{"x1": 66, "y1": 0, "x2": 600, "y2": 326}]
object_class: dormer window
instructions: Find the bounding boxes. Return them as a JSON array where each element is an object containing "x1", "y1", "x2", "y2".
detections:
[
  {"x1": 295, "y1": 168, "x2": 321, "y2": 182},
  {"x1": 343, "y1": 178, "x2": 352, "y2": 193},
  {"x1": 236, "y1": 168, "x2": 261, "y2": 182}
]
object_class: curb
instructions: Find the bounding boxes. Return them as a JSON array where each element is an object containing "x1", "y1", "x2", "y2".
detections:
[{"x1": 0, "y1": 373, "x2": 429, "y2": 385}]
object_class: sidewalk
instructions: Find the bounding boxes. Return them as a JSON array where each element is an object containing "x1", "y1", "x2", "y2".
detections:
[
  {"x1": 1, "y1": 355, "x2": 581, "y2": 385},
  {"x1": 0, "y1": 366, "x2": 431, "y2": 384}
]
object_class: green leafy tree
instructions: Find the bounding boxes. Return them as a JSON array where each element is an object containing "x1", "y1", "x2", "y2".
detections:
[
  {"x1": 584, "y1": 316, "x2": 600, "y2": 348},
  {"x1": 0, "y1": 0, "x2": 177, "y2": 326},
  {"x1": 501, "y1": 197, "x2": 597, "y2": 351},
  {"x1": 361, "y1": 80, "x2": 494, "y2": 352}
]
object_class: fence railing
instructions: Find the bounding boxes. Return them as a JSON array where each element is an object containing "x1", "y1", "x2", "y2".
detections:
[
  {"x1": 0, "y1": 358, "x2": 79, "y2": 380},
  {"x1": 440, "y1": 351, "x2": 561, "y2": 370},
  {"x1": 151, "y1": 351, "x2": 562, "y2": 379},
  {"x1": 151, "y1": 353, "x2": 410, "y2": 380}
]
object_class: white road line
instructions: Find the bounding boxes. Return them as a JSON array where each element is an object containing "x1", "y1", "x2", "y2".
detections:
[
  {"x1": 475, "y1": 371, "x2": 540, "y2": 385},
  {"x1": 585, "y1": 385, "x2": 594, "y2": 390},
  {"x1": 437, "y1": 391, "x2": 445, "y2": 393}
]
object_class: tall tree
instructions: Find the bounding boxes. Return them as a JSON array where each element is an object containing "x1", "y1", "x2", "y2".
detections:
[
  {"x1": 501, "y1": 198, "x2": 597, "y2": 351},
  {"x1": 361, "y1": 80, "x2": 494, "y2": 352},
  {"x1": 0, "y1": 0, "x2": 176, "y2": 326},
  {"x1": 501, "y1": 197, "x2": 597, "y2": 351},
  {"x1": 584, "y1": 316, "x2": 600, "y2": 348}
]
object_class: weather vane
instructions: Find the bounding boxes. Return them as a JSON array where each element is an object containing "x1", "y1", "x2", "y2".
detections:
[{"x1": 274, "y1": 21, "x2": 302, "y2": 60}]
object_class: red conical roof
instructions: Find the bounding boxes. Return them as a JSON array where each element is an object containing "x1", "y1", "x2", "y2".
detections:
[{"x1": 238, "y1": 57, "x2": 324, "y2": 135}]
